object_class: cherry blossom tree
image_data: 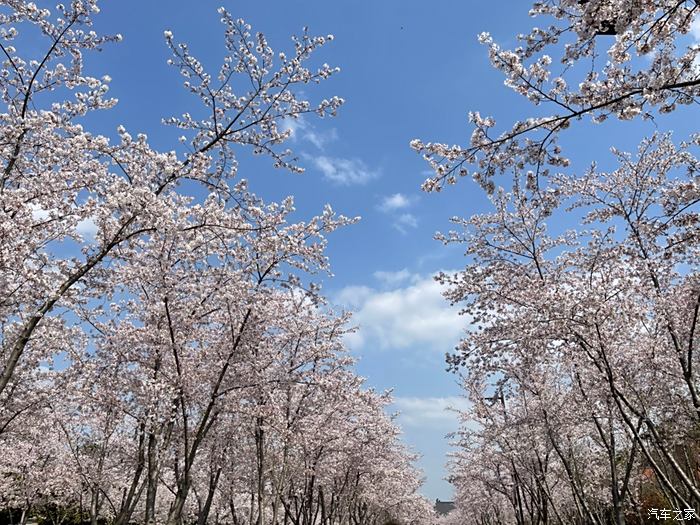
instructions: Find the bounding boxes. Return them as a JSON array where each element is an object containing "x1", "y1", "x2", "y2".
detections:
[
  {"x1": 0, "y1": 0, "x2": 342, "y2": 413},
  {"x1": 438, "y1": 134, "x2": 700, "y2": 524},
  {"x1": 412, "y1": 0, "x2": 700, "y2": 193},
  {"x1": 0, "y1": 3, "x2": 433, "y2": 524},
  {"x1": 416, "y1": 2, "x2": 700, "y2": 524}
]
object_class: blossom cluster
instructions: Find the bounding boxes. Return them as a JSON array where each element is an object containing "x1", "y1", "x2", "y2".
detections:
[
  {"x1": 0, "y1": 3, "x2": 434, "y2": 524},
  {"x1": 417, "y1": 2, "x2": 700, "y2": 523}
]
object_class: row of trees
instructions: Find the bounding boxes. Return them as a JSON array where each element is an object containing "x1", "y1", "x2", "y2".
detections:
[
  {"x1": 2, "y1": 293, "x2": 430, "y2": 525},
  {"x1": 442, "y1": 135, "x2": 700, "y2": 524},
  {"x1": 0, "y1": 2, "x2": 431, "y2": 524},
  {"x1": 415, "y1": 1, "x2": 700, "y2": 524}
]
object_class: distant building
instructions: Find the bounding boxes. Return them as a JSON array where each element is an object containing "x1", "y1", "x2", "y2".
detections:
[{"x1": 434, "y1": 499, "x2": 455, "y2": 516}]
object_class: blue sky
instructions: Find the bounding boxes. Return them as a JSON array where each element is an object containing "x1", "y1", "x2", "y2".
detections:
[{"x1": 79, "y1": 1, "x2": 700, "y2": 500}]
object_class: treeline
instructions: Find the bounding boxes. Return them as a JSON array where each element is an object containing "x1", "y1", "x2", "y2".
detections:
[
  {"x1": 1, "y1": 295, "x2": 429, "y2": 524},
  {"x1": 0, "y1": 2, "x2": 432, "y2": 524},
  {"x1": 410, "y1": 1, "x2": 700, "y2": 524}
]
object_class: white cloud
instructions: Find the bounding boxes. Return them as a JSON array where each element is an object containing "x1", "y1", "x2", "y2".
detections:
[
  {"x1": 691, "y1": 17, "x2": 700, "y2": 42},
  {"x1": 334, "y1": 285, "x2": 374, "y2": 308},
  {"x1": 373, "y1": 268, "x2": 417, "y2": 287},
  {"x1": 76, "y1": 217, "x2": 98, "y2": 240},
  {"x1": 30, "y1": 203, "x2": 50, "y2": 221},
  {"x1": 305, "y1": 128, "x2": 338, "y2": 150},
  {"x1": 30, "y1": 205, "x2": 97, "y2": 242},
  {"x1": 416, "y1": 250, "x2": 449, "y2": 269},
  {"x1": 391, "y1": 396, "x2": 470, "y2": 427},
  {"x1": 282, "y1": 118, "x2": 373, "y2": 185},
  {"x1": 393, "y1": 212, "x2": 418, "y2": 233},
  {"x1": 379, "y1": 193, "x2": 413, "y2": 212},
  {"x1": 280, "y1": 116, "x2": 305, "y2": 138},
  {"x1": 690, "y1": 18, "x2": 700, "y2": 72},
  {"x1": 309, "y1": 156, "x2": 378, "y2": 185},
  {"x1": 335, "y1": 272, "x2": 466, "y2": 352},
  {"x1": 377, "y1": 193, "x2": 420, "y2": 233},
  {"x1": 280, "y1": 116, "x2": 337, "y2": 150}
]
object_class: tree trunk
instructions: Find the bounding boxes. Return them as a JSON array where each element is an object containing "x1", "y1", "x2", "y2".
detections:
[
  {"x1": 113, "y1": 422, "x2": 147, "y2": 525},
  {"x1": 255, "y1": 416, "x2": 265, "y2": 525},
  {"x1": 167, "y1": 479, "x2": 190, "y2": 525},
  {"x1": 89, "y1": 488, "x2": 101, "y2": 525},
  {"x1": 145, "y1": 430, "x2": 159, "y2": 524},
  {"x1": 197, "y1": 466, "x2": 223, "y2": 525}
]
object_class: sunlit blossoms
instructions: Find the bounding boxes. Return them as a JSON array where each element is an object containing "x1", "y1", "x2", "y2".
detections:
[
  {"x1": 0, "y1": 2, "x2": 431, "y2": 524},
  {"x1": 420, "y1": 2, "x2": 700, "y2": 524},
  {"x1": 413, "y1": 0, "x2": 700, "y2": 194}
]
